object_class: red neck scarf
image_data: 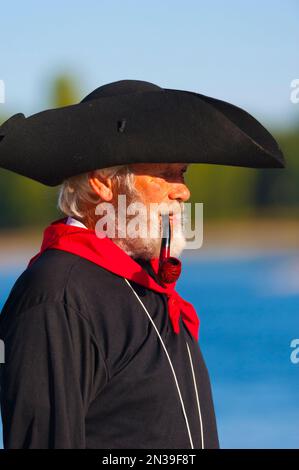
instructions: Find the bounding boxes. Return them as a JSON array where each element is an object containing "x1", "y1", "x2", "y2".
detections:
[{"x1": 27, "y1": 217, "x2": 200, "y2": 341}]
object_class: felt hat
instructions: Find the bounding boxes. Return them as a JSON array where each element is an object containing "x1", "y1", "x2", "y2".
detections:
[{"x1": 0, "y1": 79, "x2": 285, "y2": 186}]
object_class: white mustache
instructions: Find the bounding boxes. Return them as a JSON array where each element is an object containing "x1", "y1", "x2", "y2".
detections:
[{"x1": 159, "y1": 203, "x2": 185, "y2": 217}]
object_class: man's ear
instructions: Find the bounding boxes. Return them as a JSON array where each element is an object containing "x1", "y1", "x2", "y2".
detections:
[{"x1": 88, "y1": 171, "x2": 114, "y2": 201}]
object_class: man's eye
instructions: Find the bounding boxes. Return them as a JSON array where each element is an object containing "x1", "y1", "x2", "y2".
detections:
[
  {"x1": 161, "y1": 168, "x2": 187, "y2": 179},
  {"x1": 179, "y1": 170, "x2": 187, "y2": 178}
]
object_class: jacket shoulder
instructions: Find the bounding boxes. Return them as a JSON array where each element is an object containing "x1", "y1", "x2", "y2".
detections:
[{"x1": 0, "y1": 248, "x2": 117, "y2": 317}]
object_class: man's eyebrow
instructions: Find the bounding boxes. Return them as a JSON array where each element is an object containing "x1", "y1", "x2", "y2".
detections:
[
  {"x1": 157, "y1": 164, "x2": 188, "y2": 175},
  {"x1": 167, "y1": 164, "x2": 188, "y2": 170}
]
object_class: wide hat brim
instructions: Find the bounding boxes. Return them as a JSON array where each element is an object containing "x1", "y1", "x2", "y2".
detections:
[{"x1": 0, "y1": 79, "x2": 285, "y2": 186}]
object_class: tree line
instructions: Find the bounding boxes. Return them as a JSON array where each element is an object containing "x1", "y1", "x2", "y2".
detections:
[{"x1": 0, "y1": 76, "x2": 298, "y2": 228}]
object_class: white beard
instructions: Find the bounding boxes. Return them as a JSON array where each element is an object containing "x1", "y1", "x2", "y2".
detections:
[
  {"x1": 95, "y1": 187, "x2": 187, "y2": 260},
  {"x1": 114, "y1": 205, "x2": 187, "y2": 260}
]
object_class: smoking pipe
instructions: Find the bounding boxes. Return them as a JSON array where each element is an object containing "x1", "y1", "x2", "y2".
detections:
[{"x1": 157, "y1": 213, "x2": 182, "y2": 285}]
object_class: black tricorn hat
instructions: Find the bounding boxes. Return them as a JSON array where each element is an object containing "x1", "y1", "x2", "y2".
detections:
[{"x1": 0, "y1": 79, "x2": 285, "y2": 186}]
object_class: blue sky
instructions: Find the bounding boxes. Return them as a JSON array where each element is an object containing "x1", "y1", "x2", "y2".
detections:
[{"x1": 0, "y1": 0, "x2": 298, "y2": 129}]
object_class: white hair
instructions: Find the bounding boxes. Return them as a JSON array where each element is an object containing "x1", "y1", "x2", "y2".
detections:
[{"x1": 57, "y1": 164, "x2": 135, "y2": 219}]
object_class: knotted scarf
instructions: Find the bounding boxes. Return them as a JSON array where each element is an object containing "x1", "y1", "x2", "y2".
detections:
[{"x1": 27, "y1": 217, "x2": 200, "y2": 341}]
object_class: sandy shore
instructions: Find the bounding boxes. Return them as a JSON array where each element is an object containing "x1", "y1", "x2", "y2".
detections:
[{"x1": 0, "y1": 217, "x2": 298, "y2": 267}]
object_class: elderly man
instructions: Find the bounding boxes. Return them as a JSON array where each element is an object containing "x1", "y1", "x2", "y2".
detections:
[{"x1": 0, "y1": 80, "x2": 284, "y2": 449}]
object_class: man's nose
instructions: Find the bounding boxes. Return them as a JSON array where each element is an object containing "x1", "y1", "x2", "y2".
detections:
[{"x1": 168, "y1": 183, "x2": 191, "y2": 202}]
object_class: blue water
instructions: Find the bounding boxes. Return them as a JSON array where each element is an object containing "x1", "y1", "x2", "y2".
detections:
[{"x1": 0, "y1": 250, "x2": 298, "y2": 448}]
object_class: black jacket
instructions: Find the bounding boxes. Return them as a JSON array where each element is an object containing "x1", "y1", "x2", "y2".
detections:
[{"x1": 0, "y1": 248, "x2": 219, "y2": 449}]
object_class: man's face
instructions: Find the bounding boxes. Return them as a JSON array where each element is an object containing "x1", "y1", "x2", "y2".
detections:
[
  {"x1": 129, "y1": 162, "x2": 190, "y2": 207},
  {"x1": 113, "y1": 162, "x2": 191, "y2": 259},
  {"x1": 89, "y1": 162, "x2": 191, "y2": 260}
]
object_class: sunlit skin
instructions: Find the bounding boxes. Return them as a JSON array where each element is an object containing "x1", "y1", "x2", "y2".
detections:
[
  {"x1": 129, "y1": 163, "x2": 190, "y2": 206},
  {"x1": 86, "y1": 163, "x2": 191, "y2": 231}
]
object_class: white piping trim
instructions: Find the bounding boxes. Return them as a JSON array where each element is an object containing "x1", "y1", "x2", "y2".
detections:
[
  {"x1": 185, "y1": 341, "x2": 205, "y2": 449},
  {"x1": 124, "y1": 277, "x2": 194, "y2": 449}
]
